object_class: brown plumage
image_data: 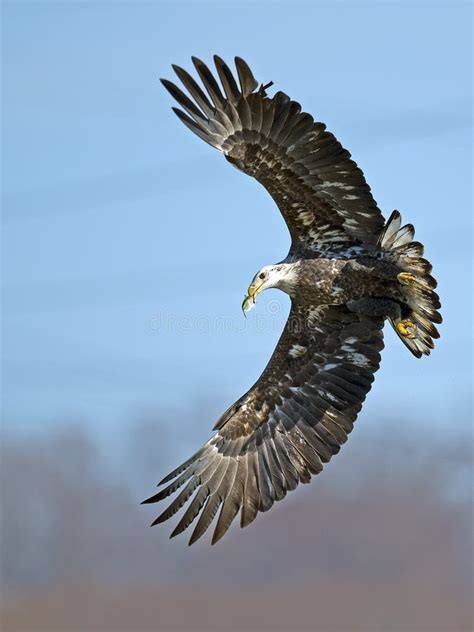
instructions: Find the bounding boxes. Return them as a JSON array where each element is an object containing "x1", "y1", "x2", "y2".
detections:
[{"x1": 142, "y1": 56, "x2": 442, "y2": 545}]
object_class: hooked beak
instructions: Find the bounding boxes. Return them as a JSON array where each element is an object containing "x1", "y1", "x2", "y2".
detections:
[{"x1": 241, "y1": 281, "x2": 264, "y2": 315}]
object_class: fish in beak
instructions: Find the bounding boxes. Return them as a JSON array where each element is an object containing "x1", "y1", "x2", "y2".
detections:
[{"x1": 241, "y1": 281, "x2": 264, "y2": 315}]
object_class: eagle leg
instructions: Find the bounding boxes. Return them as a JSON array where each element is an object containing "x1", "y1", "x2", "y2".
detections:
[
  {"x1": 395, "y1": 319, "x2": 417, "y2": 339},
  {"x1": 397, "y1": 271, "x2": 421, "y2": 287}
]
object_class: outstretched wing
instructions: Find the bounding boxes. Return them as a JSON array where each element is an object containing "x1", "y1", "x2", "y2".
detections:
[
  {"x1": 143, "y1": 303, "x2": 384, "y2": 545},
  {"x1": 161, "y1": 55, "x2": 385, "y2": 254}
]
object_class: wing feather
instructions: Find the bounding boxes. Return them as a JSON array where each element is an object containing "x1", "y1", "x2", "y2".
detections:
[
  {"x1": 213, "y1": 55, "x2": 241, "y2": 104},
  {"x1": 160, "y1": 79, "x2": 207, "y2": 125},
  {"x1": 234, "y1": 56, "x2": 259, "y2": 96},
  {"x1": 144, "y1": 302, "x2": 384, "y2": 543},
  {"x1": 192, "y1": 56, "x2": 226, "y2": 109},
  {"x1": 212, "y1": 471, "x2": 243, "y2": 544},
  {"x1": 160, "y1": 56, "x2": 384, "y2": 251},
  {"x1": 188, "y1": 493, "x2": 223, "y2": 546},
  {"x1": 260, "y1": 438, "x2": 286, "y2": 501},
  {"x1": 171, "y1": 64, "x2": 215, "y2": 118},
  {"x1": 151, "y1": 476, "x2": 200, "y2": 525},
  {"x1": 241, "y1": 450, "x2": 260, "y2": 528}
]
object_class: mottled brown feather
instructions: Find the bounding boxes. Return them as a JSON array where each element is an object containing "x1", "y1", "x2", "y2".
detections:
[
  {"x1": 144, "y1": 302, "x2": 384, "y2": 543},
  {"x1": 160, "y1": 56, "x2": 384, "y2": 253}
]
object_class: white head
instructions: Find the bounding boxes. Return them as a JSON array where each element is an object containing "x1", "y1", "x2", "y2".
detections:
[{"x1": 242, "y1": 263, "x2": 298, "y2": 313}]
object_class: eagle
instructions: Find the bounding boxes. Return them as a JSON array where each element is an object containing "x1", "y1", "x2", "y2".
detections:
[{"x1": 143, "y1": 56, "x2": 442, "y2": 545}]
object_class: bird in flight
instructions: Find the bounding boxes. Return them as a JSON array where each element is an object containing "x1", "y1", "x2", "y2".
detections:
[{"x1": 143, "y1": 55, "x2": 442, "y2": 545}]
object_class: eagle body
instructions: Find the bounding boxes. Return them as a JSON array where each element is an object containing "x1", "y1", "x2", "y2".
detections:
[
  {"x1": 143, "y1": 56, "x2": 442, "y2": 546},
  {"x1": 277, "y1": 254, "x2": 401, "y2": 308}
]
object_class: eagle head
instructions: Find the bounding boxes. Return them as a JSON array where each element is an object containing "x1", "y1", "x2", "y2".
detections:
[{"x1": 242, "y1": 263, "x2": 297, "y2": 313}]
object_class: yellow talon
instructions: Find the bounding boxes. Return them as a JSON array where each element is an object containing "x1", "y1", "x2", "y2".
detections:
[
  {"x1": 397, "y1": 272, "x2": 418, "y2": 286},
  {"x1": 396, "y1": 320, "x2": 417, "y2": 339}
]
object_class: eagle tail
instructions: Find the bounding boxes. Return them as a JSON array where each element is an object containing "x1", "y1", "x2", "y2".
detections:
[{"x1": 379, "y1": 211, "x2": 442, "y2": 358}]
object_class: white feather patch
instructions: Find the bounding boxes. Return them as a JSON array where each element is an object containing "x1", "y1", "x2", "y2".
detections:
[{"x1": 288, "y1": 344, "x2": 307, "y2": 358}]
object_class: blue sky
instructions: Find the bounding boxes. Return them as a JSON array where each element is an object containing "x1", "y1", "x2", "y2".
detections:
[{"x1": 2, "y1": 1, "x2": 472, "y2": 442}]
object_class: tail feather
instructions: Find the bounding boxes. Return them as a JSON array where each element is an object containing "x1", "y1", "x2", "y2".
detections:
[
  {"x1": 379, "y1": 211, "x2": 442, "y2": 358},
  {"x1": 391, "y1": 224, "x2": 415, "y2": 248},
  {"x1": 392, "y1": 241, "x2": 424, "y2": 259},
  {"x1": 379, "y1": 210, "x2": 402, "y2": 248}
]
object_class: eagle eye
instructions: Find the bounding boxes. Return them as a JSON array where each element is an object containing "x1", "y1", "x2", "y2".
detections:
[{"x1": 259, "y1": 272, "x2": 266, "y2": 280}]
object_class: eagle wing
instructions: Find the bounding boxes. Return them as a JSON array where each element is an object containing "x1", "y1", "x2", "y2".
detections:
[
  {"x1": 161, "y1": 55, "x2": 385, "y2": 254},
  {"x1": 143, "y1": 303, "x2": 384, "y2": 544}
]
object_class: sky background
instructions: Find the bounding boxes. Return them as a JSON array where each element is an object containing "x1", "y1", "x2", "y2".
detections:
[
  {"x1": 2, "y1": 1, "x2": 472, "y2": 442},
  {"x1": 1, "y1": 2, "x2": 472, "y2": 630}
]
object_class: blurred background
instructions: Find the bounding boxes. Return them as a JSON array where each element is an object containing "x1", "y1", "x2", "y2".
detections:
[{"x1": 1, "y1": 1, "x2": 472, "y2": 631}]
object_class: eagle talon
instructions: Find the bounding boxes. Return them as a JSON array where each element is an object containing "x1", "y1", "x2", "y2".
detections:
[
  {"x1": 397, "y1": 272, "x2": 418, "y2": 286},
  {"x1": 396, "y1": 319, "x2": 417, "y2": 339}
]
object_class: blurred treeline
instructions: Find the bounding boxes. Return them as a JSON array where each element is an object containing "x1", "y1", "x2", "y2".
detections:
[{"x1": 0, "y1": 408, "x2": 472, "y2": 631}]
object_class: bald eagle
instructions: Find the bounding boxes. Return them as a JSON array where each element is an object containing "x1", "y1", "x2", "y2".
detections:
[{"x1": 143, "y1": 56, "x2": 442, "y2": 545}]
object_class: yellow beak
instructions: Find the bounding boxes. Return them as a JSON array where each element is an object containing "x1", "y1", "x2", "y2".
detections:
[
  {"x1": 242, "y1": 281, "x2": 264, "y2": 314},
  {"x1": 247, "y1": 281, "x2": 264, "y2": 298}
]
